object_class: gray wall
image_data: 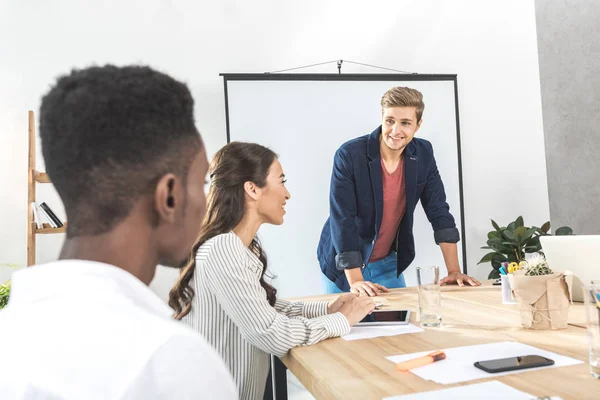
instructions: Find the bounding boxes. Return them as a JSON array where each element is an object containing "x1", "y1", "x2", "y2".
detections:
[{"x1": 535, "y1": 0, "x2": 600, "y2": 234}]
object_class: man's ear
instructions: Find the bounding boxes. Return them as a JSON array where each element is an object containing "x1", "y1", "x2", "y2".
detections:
[
  {"x1": 243, "y1": 181, "x2": 260, "y2": 201},
  {"x1": 154, "y1": 173, "x2": 182, "y2": 223},
  {"x1": 415, "y1": 118, "x2": 423, "y2": 132}
]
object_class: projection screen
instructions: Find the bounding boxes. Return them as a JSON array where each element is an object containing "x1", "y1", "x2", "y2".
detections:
[{"x1": 222, "y1": 74, "x2": 466, "y2": 297}]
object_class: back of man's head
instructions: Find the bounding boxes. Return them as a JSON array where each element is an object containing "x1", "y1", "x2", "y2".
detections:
[{"x1": 39, "y1": 65, "x2": 202, "y2": 237}]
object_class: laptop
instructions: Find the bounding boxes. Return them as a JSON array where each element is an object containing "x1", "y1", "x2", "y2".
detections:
[{"x1": 540, "y1": 235, "x2": 600, "y2": 302}]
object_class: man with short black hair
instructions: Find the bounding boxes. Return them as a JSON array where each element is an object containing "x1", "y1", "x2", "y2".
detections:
[{"x1": 0, "y1": 65, "x2": 237, "y2": 399}]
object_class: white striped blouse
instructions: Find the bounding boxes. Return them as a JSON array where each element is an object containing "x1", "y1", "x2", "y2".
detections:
[{"x1": 182, "y1": 232, "x2": 350, "y2": 400}]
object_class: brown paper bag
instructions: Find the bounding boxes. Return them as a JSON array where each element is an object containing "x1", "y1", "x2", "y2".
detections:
[{"x1": 508, "y1": 271, "x2": 573, "y2": 330}]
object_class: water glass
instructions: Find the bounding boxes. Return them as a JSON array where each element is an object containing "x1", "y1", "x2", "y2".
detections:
[
  {"x1": 584, "y1": 281, "x2": 600, "y2": 379},
  {"x1": 416, "y1": 266, "x2": 442, "y2": 327}
]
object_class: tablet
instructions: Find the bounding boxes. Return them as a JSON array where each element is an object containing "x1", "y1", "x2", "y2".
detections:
[{"x1": 357, "y1": 310, "x2": 411, "y2": 326}]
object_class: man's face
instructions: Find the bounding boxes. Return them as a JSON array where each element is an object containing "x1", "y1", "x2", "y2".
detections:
[
  {"x1": 159, "y1": 145, "x2": 209, "y2": 268},
  {"x1": 380, "y1": 107, "x2": 422, "y2": 153}
]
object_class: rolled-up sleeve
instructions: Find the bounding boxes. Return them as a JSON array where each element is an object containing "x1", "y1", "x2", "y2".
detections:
[
  {"x1": 434, "y1": 227, "x2": 460, "y2": 244},
  {"x1": 274, "y1": 299, "x2": 329, "y2": 319},
  {"x1": 335, "y1": 251, "x2": 363, "y2": 270}
]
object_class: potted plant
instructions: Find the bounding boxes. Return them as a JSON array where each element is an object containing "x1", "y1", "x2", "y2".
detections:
[
  {"x1": 509, "y1": 252, "x2": 573, "y2": 330},
  {"x1": 478, "y1": 217, "x2": 573, "y2": 279},
  {"x1": 0, "y1": 263, "x2": 19, "y2": 310}
]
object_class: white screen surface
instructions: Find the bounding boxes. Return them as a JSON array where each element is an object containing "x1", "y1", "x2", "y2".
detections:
[{"x1": 225, "y1": 77, "x2": 464, "y2": 297}]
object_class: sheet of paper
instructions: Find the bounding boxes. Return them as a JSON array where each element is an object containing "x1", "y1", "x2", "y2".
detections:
[
  {"x1": 382, "y1": 381, "x2": 534, "y2": 399},
  {"x1": 386, "y1": 341, "x2": 582, "y2": 385},
  {"x1": 342, "y1": 323, "x2": 423, "y2": 341}
]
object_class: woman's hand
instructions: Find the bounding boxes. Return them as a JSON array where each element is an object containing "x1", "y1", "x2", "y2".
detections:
[
  {"x1": 327, "y1": 293, "x2": 357, "y2": 314},
  {"x1": 338, "y1": 296, "x2": 376, "y2": 325}
]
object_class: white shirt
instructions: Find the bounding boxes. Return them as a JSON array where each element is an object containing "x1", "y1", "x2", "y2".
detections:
[
  {"x1": 0, "y1": 260, "x2": 238, "y2": 400},
  {"x1": 183, "y1": 232, "x2": 350, "y2": 400}
]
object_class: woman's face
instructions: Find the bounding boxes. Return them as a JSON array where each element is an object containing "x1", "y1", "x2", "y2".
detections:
[{"x1": 256, "y1": 159, "x2": 291, "y2": 225}]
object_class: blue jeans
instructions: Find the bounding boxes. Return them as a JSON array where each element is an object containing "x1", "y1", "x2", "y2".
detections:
[{"x1": 321, "y1": 252, "x2": 406, "y2": 294}]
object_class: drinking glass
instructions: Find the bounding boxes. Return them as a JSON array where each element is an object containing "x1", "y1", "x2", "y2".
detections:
[{"x1": 416, "y1": 266, "x2": 442, "y2": 327}]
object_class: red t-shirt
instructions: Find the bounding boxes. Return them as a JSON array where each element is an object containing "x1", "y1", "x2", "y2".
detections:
[{"x1": 369, "y1": 157, "x2": 407, "y2": 262}]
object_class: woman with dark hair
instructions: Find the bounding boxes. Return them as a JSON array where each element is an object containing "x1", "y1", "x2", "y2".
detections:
[{"x1": 169, "y1": 141, "x2": 375, "y2": 400}]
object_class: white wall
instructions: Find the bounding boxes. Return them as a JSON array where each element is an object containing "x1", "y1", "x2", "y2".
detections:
[{"x1": 0, "y1": 0, "x2": 549, "y2": 300}]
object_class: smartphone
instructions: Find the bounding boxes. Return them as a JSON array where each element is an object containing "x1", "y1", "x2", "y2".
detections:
[
  {"x1": 357, "y1": 310, "x2": 410, "y2": 326},
  {"x1": 474, "y1": 355, "x2": 554, "y2": 373}
]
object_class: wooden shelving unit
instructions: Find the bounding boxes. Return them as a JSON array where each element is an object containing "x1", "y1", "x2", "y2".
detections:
[{"x1": 27, "y1": 110, "x2": 67, "y2": 266}]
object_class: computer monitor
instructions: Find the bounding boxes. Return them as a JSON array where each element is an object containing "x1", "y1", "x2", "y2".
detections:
[{"x1": 540, "y1": 235, "x2": 600, "y2": 302}]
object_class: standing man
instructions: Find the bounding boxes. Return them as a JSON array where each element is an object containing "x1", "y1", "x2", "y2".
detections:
[{"x1": 318, "y1": 86, "x2": 480, "y2": 296}]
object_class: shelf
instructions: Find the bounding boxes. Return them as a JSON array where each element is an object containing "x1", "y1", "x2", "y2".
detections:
[
  {"x1": 35, "y1": 222, "x2": 67, "y2": 234},
  {"x1": 34, "y1": 171, "x2": 51, "y2": 183}
]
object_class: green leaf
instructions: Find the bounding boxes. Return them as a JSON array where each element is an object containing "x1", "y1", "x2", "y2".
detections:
[
  {"x1": 488, "y1": 269, "x2": 501, "y2": 279},
  {"x1": 515, "y1": 216, "x2": 524, "y2": 228},
  {"x1": 487, "y1": 238, "x2": 516, "y2": 253},
  {"x1": 520, "y1": 227, "x2": 537, "y2": 244},
  {"x1": 491, "y1": 253, "x2": 509, "y2": 262},
  {"x1": 507, "y1": 253, "x2": 520, "y2": 262},
  {"x1": 540, "y1": 221, "x2": 551, "y2": 234},
  {"x1": 0, "y1": 280, "x2": 10, "y2": 310},
  {"x1": 478, "y1": 252, "x2": 499, "y2": 264},
  {"x1": 486, "y1": 244, "x2": 501, "y2": 252},
  {"x1": 487, "y1": 231, "x2": 500, "y2": 240},
  {"x1": 491, "y1": 219, "x2": 501, "y2": 231},
  {"x1": 525, "y1": 236, "x2": 542, "y2": 252},
  {"x1": 526, "y1": 235, "x2": 541, "y2": 245},
  {"x1": 503, "y1": 230, "x2": 516, "y2": 240},
  {"x1": 514, "y1": 226, "x2": 527, "y2": 242},
  {"x1": 480, "y1": 246, "x2": 492, "y2": 250},
  {"x1": 490, "y1": 253, "x2": 508, "y2": 270},
  {"x1": 488, "y1": 243, "x2": 515, "y2": 253},
  {"x1": 507, "y1": 221, "x2": 517, "y2": 232},
  {"x1": 555, "y1": 226, "x2": 574, "y2": 236}
]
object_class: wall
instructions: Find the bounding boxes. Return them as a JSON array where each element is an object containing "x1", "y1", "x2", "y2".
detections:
[
  {"x1": 535, "y1": 0, "x2": 600, "y2": 235},
  {"x1": 0, "y1": 0, "x2": 549, "y2": 298}
]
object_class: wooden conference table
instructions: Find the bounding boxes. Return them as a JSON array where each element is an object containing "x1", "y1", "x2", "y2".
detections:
[{"x1": 266, "y1": 281, "x2": 597, "y2": 400}]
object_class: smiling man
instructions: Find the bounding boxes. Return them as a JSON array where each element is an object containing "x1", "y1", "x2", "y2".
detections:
[{"x1": 318, "y1": 86, "x2": 480, "y2": 296}]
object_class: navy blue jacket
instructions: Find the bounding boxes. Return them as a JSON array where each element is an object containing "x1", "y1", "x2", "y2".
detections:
[{"x1": 317, "y1": 126, "x2": 460, "y2": 291}]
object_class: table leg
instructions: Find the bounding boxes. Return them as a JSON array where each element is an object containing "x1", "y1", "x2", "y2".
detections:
[{"x1": 270, "y1": 354, "x2": 288, "y2": 400}]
